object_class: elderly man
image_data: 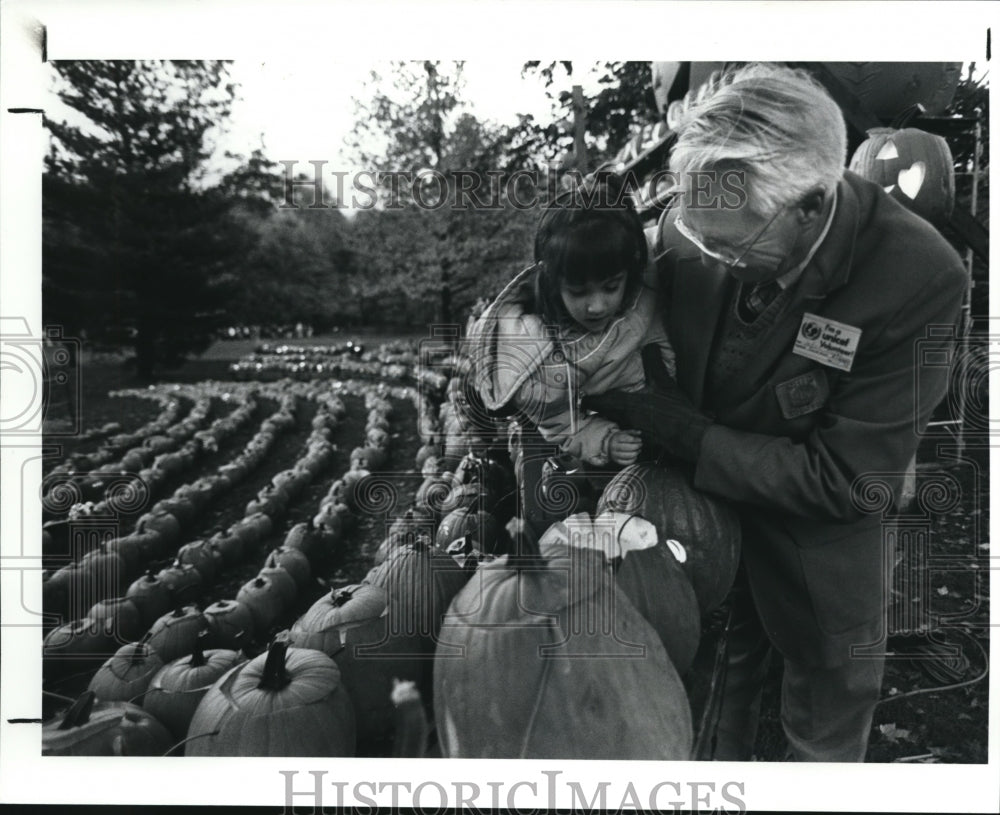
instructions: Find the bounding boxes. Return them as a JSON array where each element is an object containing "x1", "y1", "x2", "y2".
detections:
[{"x1": 584, "y1": 63, "x2": 967, "y2": 761}]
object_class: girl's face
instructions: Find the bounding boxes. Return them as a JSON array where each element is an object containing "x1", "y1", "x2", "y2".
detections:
[{"x1": 560, "y1": 271, "x2": 627, "y2": 333}]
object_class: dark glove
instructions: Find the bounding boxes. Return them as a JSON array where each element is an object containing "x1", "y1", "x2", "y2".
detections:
[
  {"x1": 582, "y1": 350, "x2": 712, "y2": 463},
  {"x1": 640, "y1": 343, "x2": 675, "y2": 391}
]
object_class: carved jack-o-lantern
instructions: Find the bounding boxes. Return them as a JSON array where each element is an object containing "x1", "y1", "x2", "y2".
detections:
[{"x1": 849, "y1": 127, "x2": 955, "y2": 226}]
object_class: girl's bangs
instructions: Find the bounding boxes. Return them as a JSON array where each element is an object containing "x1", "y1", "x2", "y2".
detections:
[{"x1": 553, "y1": 220, "x2": 640, "y2": 285}]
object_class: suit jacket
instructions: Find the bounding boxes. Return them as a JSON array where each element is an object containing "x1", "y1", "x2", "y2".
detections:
[{"x1": 654, "y1": 170, "x2": 968, "y2": 667}]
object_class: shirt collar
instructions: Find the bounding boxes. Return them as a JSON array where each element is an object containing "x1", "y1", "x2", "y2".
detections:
[{"x1": 775, "y1": 186, "x2": 839, "y2": 290}]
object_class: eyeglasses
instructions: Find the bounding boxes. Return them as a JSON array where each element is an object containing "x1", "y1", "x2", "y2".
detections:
[{"x1": 674, "y1": 203, "x2": 789, "y2": 269}]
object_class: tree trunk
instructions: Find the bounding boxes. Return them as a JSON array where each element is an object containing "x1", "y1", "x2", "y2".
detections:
[
  {"x1": 134, "y1": 322, "x2": 156, "y2": 382},
  {"x1": 440, "y1": 258, "x2": 453, "y2": 327}
]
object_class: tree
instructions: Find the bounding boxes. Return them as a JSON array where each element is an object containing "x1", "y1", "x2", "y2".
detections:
[
  {"x1": 227, "y1": 203, "x2": 355, "y2": 330},
  {"x1": 520, "y1": 61, "x2": 660, "y2": 169},
  {"x1": 343, "y1": 61, "x2": 539, "y2": 327},
  {"x1": 44, "y1": 60, "x2": 245, "y2": 378}
]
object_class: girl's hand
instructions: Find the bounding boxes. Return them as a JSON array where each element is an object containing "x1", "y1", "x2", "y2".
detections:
[{"x1": 608, "y1": 430, "x2": 643, "y2": 465}]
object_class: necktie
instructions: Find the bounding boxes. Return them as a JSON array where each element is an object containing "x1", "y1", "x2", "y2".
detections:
[{"x1": 738, "y1": 280, "x2": 781, "y2": 322}]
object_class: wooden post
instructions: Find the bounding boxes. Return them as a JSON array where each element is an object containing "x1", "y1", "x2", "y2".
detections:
[
  {"x1": 954, "y1": 112, "x2": 982, "y2": 459},
  {"x1": 571, "y1": 85, "x2": 588, "y2": 173}
]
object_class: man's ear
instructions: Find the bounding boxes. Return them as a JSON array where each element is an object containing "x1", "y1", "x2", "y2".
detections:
[{"x1": 794, "y1": 186, "x2": 828, "y2": 226}]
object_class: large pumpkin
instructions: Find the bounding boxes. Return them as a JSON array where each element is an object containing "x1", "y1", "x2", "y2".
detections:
[
  {"x1": 290, "y1": 583, "x2": 420, "y2": 755},
  {"x1": 363, "y1": 539, "x2": 470, "y2": 649},
  {"x1": 433, "y1": 548, "x2": 692, "y2": 759},
  {"x1": 537, "y1": 512, "x2": 700, "y2": 676},
  {"x1": 363, "y1": 540, "x2": 471, "y2": 714},
  {"x1": 850, "y1": 127, "x2": 955, "y2": 225},
  {"x1": 185, "y1": 636, "x2": 355, "y2": 756},
  {"x1": 597, "y1": 464, "x2": 740, "y2": 614}
]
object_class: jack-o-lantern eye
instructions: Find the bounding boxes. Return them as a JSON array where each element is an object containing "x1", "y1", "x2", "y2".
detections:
[
  {"x1": 876, "y1": 140, "x2": 900, "y2": 161},
  {"x1": 849, "y1": 127, "x2": 955, "y2": 226}
]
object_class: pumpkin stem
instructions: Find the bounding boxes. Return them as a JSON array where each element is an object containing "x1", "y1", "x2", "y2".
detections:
[
  {"x1": 189, "y1": 630, "x2": 209, "y2": 667},
  {"x1": 331, "y1": 587, "x2": 354, "y2": 607},
  {"x1": 129, "y1": 641, "x2": 150, "y2": 666},
  {"x1": 258, "y1": 637, "x2": 291, "y2": 691},
  {"x1": 58, "y1": 691, "x2": 96, "y2": 730}
]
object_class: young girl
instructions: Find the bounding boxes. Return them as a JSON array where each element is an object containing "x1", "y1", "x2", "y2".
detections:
[{"x1": 468, "y1": 175, "x2": 675, "y2": 469}]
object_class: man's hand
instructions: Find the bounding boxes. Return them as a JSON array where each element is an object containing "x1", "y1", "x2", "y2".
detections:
[
  {"x1": 608, "y1": 429, "x2": 643, "y2": 465},
  {"x1": 584, "y1": 386, "x2": 712, "y2": 464}
]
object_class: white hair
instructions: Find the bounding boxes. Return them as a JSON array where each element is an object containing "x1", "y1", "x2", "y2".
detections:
[{"x1": 667, "y1": 63, "x2": 847, "y2": 216}]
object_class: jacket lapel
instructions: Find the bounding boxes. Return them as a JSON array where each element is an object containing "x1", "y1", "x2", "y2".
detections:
[{"x1": 670, "y1": 256, "x2": 731, "y2": 408}]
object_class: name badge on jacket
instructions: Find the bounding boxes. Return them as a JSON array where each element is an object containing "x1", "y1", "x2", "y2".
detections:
[{"x1": 793, "y1": 312, "x2": 862, "y2": 372}]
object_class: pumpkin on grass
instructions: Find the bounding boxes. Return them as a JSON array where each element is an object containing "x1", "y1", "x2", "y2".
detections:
[
  {"x1": 435, "y1": 493, "x2": 503, "y2": 556},
  {"x1": 155, "y1": 562, "x2": 203, "y2": 606},
  {"x1": 264, "y1": 546, "x2": 312, "y2": 590},
  {"x1": 236, "y1": 574, "x2": 286, "y2": 638},
  {"x1": 86, "y1": 597, "x2": 144, "y2": 644},
  {"x1": 290, "y1": 583, "x2": 420, "y2": 755},
  {"x1": 43, "y1": 691, "x2": 174, "y2": 756},
  {"x1": 433, "y1": 548, "x2": 692, "y2": 760},
  {"x1": 87, "y1": 635, "x2": 164, "y2": 704},
  {"x1": 143, "y1": 633, "x2": 244, "y2": 740},
  {"x1": 363, "y1": 538, "x2": 470, "y2": 648},
  {"x1": 43, "y1": 617, "x2": 116, "y2": 676},
  {"x1": 203, "y1": 599, "x2": 255, "y2": 651},
  {"x1": 185, "y1": 634, "x2": 356, "y2": 756},
  {"x1": 598, "y1": 463, "x2": 740, "y2": 614},
  {"x1": 125, "y1": 570, "x2": 172, "y2": 628},
  {"x1": 147, "y1": 606, "x2": 206, "y2": 664}
]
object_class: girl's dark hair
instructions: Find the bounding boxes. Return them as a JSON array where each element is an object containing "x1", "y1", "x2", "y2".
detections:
[{"x1": 532, "y1": 172, "x2": 649, "y2": 326}]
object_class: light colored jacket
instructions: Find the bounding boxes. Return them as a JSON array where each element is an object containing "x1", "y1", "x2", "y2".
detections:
[{"x1": 468, "y1": 263, "x2": 674, "y2": 466}]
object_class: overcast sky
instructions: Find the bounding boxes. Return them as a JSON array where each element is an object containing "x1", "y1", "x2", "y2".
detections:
[
  {"x1": 219, "y1": 58, "x2": 594, "y2": 169},
  {"x1": 44, "y1": 57, "x2": 610, "y2": 181}
]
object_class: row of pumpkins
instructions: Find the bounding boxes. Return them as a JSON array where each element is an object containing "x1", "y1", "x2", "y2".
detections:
[
  {"x1": 228, "y1": 339, "x2": 451, "y2": 396},
  {"x1": 41, "y1": 379, "x2": 419, "y2": 660},
  {"x1": 40, "y1": 385, "x2": 298, "y2": 622},
  {"x1": 43, "y1": 358, "x2": 741, "y2": 759},
  {"x1": 43, "y1": 389, "x2": 192, "y2": 507},
  {"x1": 42, "y1": 386, "x2": 255, "y2": 532},
  {"x1": 229, "y1": 345, "x2": 447, "y2": 392},
  {"x1": 41, "y1": 378, "x2": 411, "y2": 754},
  {"x1": 41, "y1": 378, "x2": 412, "y2": 620}
]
